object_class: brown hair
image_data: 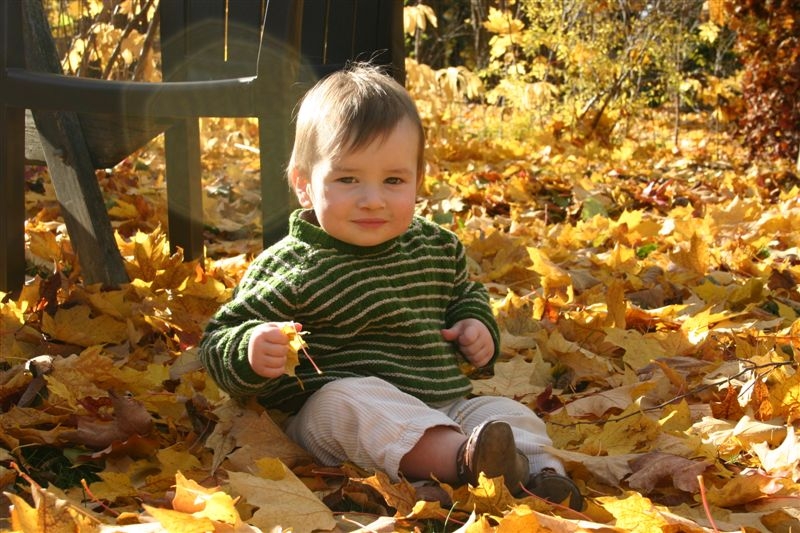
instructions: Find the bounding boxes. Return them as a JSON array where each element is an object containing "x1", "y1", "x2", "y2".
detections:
[{"x1": 288, "y1": 62, "x2": 425, "y2": 182}]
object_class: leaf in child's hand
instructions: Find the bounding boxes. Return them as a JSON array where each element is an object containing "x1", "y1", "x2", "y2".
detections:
[{"x1": 280, "y1": 323, "x2": 321, "y2": 376}]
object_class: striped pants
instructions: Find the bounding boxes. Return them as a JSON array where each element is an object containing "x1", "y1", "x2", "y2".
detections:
[{"x1": 285, "y1": 376, "x2": 564, "y2": 480}]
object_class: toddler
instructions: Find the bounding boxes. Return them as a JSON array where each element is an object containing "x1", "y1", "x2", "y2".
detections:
[{"x1": 199, "y1": 63, "x2": 582, "y2": 510}]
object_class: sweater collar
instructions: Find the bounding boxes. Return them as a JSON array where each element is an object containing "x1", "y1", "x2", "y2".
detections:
[{"x1": 290, "y1": 209, "x2": 402, "y2": 256}]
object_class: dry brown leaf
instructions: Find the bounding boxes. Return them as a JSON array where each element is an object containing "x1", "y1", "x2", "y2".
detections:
[
  {"x1": 205, "y1": 399, "x2": 312, "y2": 471},
  {"x1": 471, "y1": 355, "x2": 551, "y2": 399},
  {"x1": 710, "y1": 385, "x2": 746, "y2": 421},
  {"x1": 60, "y1": 390, "x2": 153, "y2": 449},
  {"x1": 627, "y1": 452, "x2": 711, "y2": 493}
]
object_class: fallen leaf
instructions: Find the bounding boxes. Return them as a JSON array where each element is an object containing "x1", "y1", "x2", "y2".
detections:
[
  {"x1": 41, "y1": 305, "x2": 128, "y2": 346},
  {"x1": 227, "y1": 464, "x2": 336, "y2": 533},
  {"x1": 750, "y1": 426, "x2": 800, "y2": 480},
  {"x1": 626, "y1": 452, "x2": 711, "y2": 493}
]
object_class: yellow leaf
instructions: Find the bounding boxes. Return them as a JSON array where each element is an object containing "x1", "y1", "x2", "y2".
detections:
[
  {"x1": 87, "y1": 288, "x2": 131, "y2": 320},
  {"x1": 8, "y1": 482, "x2": 102, "y2": 533},
  {"x1": 605, "y1": 279, "x2": 627, "y2": 328},
  {"x1": 604, "y1": 327, "x2": 668, "y2": 371},
  {"x1": 659, "y1": 400, "x2": 693, "y2": 433},
  {"x1": 496, "y1": 504, "x2": 540, "y2": 532},
  {"x1": 194, "y1": 491, "x2": 240, "y2": 525},
  {"x1": 88, "y1": 471, "x2": 138, "y2": 503},
  {"x1": 280, "y1": 322, "x2": 319, "y2": 376},
  {"x1": 157, "y1": 445, "x2": 202, "y2": 477},
  {"x1": 670, "y1": 233, "x2": 709, "y2": 277},
  {"x1": 108, "y1": 198, "x2": 140, "y2": 220},
  {"x1": 143, "y1": 504, "x2": 216, "y2": 533},
  {"x1": 360, "y1": 470, "x2": 418, "y2": 516},
  {"x1": 463, "y1": 473, "x2": 516, "y2": 515},
  {"x1": 7, "y1": 492, "x2": 45, "y2": 533},
  {"x1": 41, "y1": 306, "x2": 127, "y2": 346},
  {"x1": 544, "y1": 445, "x2": 636, "y2": 487},
  {"x1": 581, "y1": 404, "x2": 660, "y2": 455},
  {"x1": 172, "y1": 472, "x2": 219, "y2": 514},
  {"x1": 403, "y1": 4, "x2": 437, "y2": 36},
  {"x1": 600, "y1": 492, "x2": 671, "y2": 532},
  {"x1": 698, "y1": 21, "x2": 720, "y2": 44},
  {"x1": 255, "y1": 456, "x2": 287, "y2": 480},
  {"x1": 45, "y1": 349, "x2": 120, "y2": 408},
  {"x1": 171, "y1": 474, "x2": 241, "y2": 526},
  {"x1": 527, "y1": 247, "x2": 573, "y2": 301},
  {"x1": 27, "y1": 229, "x2": 62, "y2": 264},
  {"x1": 770, "y1": 369, "x2": 800, "y2": 422},
  {"x1": 482, "y1": 7, "x2": 524, "y2": 35}
]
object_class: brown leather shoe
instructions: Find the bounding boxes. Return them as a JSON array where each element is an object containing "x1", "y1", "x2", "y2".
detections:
[
  {"x1": 455, "y1": 420, "x2": 530, "y2": 493},
  {"x1": 524, "y1": 468, "x2": 584, "y2": 510}
]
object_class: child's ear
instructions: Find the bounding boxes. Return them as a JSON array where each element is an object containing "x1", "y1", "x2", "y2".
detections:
[{"x1": 290, "y1": 168, "x2": 313, "y2": 208}]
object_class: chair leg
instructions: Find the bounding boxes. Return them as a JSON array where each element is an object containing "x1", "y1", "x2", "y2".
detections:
[
  {"x1": 21, "y1": 0, "x2": 128, "y2": 289},
  {"x1": 259, "y1": 113, "x2": 293, "y2": 247},
  {"x1": 1, "y1": 1, "x2": 26, "y2": 294},
  {"x1": 0, "y1": 104, "x2": 26, "y2": 294},
  {"x1": 164, "y1": 119, "x2": 204, "y2": 261}
]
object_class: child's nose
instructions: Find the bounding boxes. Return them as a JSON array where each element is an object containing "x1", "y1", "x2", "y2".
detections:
[{"x1": 358, "y1": 184, "x2": 385, "y2": 208}]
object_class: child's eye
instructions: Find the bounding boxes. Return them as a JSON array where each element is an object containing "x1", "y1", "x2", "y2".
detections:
[
  {"x1": 385, "y1": 177, "x2": 405, "y2": 185},
  {"x1": 337, "y1": 176, "x2": 357, "y2": 184}
]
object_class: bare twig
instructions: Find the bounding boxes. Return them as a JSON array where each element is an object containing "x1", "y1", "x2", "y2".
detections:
[
  {"x1": 101, "y1": 0, "x2": 155, "y2": 80},
  {"x1": 550, "y1": 359, "x2": 795, "y2": 427}
]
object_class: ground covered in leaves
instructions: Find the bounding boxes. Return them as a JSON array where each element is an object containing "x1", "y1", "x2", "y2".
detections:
[{"x1": 2, "y1": 76, "x2": 800, "y2": 532}]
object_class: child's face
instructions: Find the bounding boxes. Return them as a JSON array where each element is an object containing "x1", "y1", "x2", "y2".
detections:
[{"x1": 292, "y1": 117, "x2": 420, "y2": 247}]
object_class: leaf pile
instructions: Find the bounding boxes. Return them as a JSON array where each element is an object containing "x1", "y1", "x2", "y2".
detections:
[{"x1": 2, "y1": 83, "x2": 800, "y2": 531}]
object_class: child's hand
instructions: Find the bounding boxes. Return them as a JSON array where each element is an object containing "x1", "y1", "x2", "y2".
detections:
[
  {"x1": 441, "y1": 319, "x2": 494, "y2": 368},
  {"x1": 247, "y1": 322, "x2": 303, "y2": 378}
]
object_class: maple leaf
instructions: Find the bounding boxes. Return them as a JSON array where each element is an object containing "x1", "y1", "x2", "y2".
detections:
[
  {"x1": 704, "y1": 471, "x2": 785, "y2": 507},
  {"x1": 60, "y1": 390, "x2": 153, "y2": 449},
  {"x1": 227, "y1": 461, "x2": 336, "y2": 533},
  {"x1": 627, "y1": 452, "x2": 712, "y2": 493},
  {"x1": 544, "y1": 445, "x2": 636, "y2": 487},
  {"x1": 527, "y1": 247, "x2": 573, "y2": 302},
  {"x1": 471, "y1": 355, "x2": 552, "y2": 400},
  {"x1": 205, "y1": 399, "x2": 312, "y2": 471},
  {"x1": 461, "y1": 473, "x2": 517, "y2": 515},
  {"x1": 5, "y1": 474, "x2": 103, "y2": 532},
  {"x1": 750, "y1": 426, "x2": 800, "y2": 481},
  {"x1": 172, "y1": 472, "x2": 240, "y2": 524},
  {"x1": 40, "y1": 305, "x2": 128, "y2": 346},
  {"x1": 768, "y1": 368, "x2": 800, "y2": 423},
  {"x1": 359, "y1": 470, "x2": 418, "y2": 517},
  {"x1": 603, "y1": 327, "x2": 668, "y2": 371},
  {"x1": 279, "y1": 322, "x2": 320, "y2": 376},
  {"x1": 142, "y1": 505, "x2": 217, "y2": 532},
  {"x1": 599, "y1": 492, "x2": 673, "y2": 531},
  {"x1": 732, "y1": 415, "x2": 789, "y2": 448},
  {"x1": 564, "y1": 383, "x2": 644, "y2": 419},
  {"x1": 581, "y1": 404, "x2": 661, "y2": 456}
]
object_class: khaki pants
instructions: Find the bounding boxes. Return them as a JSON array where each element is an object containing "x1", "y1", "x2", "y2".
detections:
[{"x1": 285, "y1": 376, "x2": 564, "y2": 480}]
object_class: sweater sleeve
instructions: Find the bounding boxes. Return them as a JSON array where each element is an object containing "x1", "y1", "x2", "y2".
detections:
[
  {"x1": 444, "y1": 238, "x2": 502, "y2": 365},
  {"x1": 199, "y1": 247, "x2": 300, "y2": 398}
]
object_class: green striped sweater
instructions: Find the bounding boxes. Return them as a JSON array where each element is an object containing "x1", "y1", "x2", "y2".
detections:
[{"x1": 199, "y1": 209, "x2": 501, "y2": 413}]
